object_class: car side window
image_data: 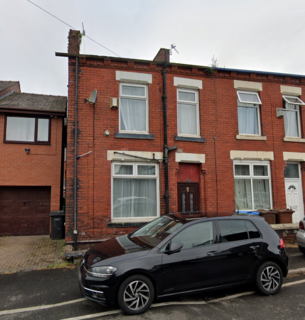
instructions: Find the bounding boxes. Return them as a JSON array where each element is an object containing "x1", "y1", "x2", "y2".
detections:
[
  {"x1": 171, "y1": 221, "x2": 214, "y2": 250},
  {"x1": 245, "y1": 221, "x2": 261, "y2": 239},
  {"x1": 218, "y1": 220, "x2": 249, "y2": 242}
]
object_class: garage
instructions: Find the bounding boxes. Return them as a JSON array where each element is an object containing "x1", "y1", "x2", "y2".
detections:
[{"x1": 0, "y1": 186, "x2": 51, "y2": 236}]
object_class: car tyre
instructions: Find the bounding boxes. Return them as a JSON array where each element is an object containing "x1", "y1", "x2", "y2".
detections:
[
  {"x1": 118, "y1": 274, "x2": 154, "y2": 315},
  {"x1": 256, "y1": 261, "x2": 283, "y2": 295}
]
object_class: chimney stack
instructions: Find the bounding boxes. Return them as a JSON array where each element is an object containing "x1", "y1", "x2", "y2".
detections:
[
  {"x1": 153, "y1": 48, "x2": 170, "y2": 62},
  {"x1": 68, "y1": 29, "x2": 82, "y2": 54}
]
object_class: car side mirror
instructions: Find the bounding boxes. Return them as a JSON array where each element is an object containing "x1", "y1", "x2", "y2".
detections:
[{"x1": 166, "y1": 241, "x2": 183, "y2": 254}]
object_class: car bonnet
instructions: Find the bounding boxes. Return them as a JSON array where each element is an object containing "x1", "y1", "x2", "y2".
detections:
[{"x1": 84, "y1": 234, "x2": 149, "y2": 267}]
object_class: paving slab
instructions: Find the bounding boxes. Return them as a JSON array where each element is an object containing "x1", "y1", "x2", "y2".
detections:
[
  {"x1": 0, "y1": 236, "x2": 304, "y2": 275},
  {"x1": 0, "y1": 235, "x2": 63, "y2": 274}
]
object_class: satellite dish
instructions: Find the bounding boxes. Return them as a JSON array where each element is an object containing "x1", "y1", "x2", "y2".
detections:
[
  {"x1": 84, "y1": 90, "x2": 97, "y2": 105},
  {"x1": 88, "y1": 90, "x2": 97, "y2": 104}
]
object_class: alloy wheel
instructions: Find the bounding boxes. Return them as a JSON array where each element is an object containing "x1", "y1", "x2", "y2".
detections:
[
  {"x1": 123, "y1": 280, "x2": 150, "y2": 311},
  {"x1": 260, "y1": 266, "x2": 281, "y2": 292}
]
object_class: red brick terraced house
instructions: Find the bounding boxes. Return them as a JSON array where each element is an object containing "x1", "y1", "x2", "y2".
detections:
[
  {"x1": 58, "y1": 30, "x2": 305, "y2": 247},
  {"x1": 0, "y1": 81, "x2": 67, "y2": 236}
]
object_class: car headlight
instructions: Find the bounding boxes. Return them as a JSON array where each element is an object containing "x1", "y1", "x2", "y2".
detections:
[{"x1": 85, "y1": 266, "x2": 117, "y2": 278}]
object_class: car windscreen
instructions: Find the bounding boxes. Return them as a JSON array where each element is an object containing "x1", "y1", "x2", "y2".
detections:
[{"x1": 129, "y1": 216, "x2": 183, "y2": 249}]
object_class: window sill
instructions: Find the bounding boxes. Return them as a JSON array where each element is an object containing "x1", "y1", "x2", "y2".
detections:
[
  {"x1": 115, "y1": 133, "x2": 154, "y2": 140},
  {"x1": 3, "y1": 140, "x2": 51, "y2": 145},
  {"x1": 111, "y1": 217, "x2": 157, "y2": 223},
  {"x1": 175, "y1": 136, "x2": 205, "y2": 143},
  {"x1": 236, "y1": 135, "x2": 267, "y2": 141},
  {"x1": 283, "y1": 137, "x2": 305, "y2": 143},
  {"x1": 107, "y1": 222, "x2": 148, "y2": 228}
]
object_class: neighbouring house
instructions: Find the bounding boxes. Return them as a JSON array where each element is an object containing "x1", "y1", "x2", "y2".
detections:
[
  {"x1": 57, "y1": 30, "x2": 305, "y2": 247},
  {"x1": 0, "y1": 81, "x2": 67, "y2": 236}
]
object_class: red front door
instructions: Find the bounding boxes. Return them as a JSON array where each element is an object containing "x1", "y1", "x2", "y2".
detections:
[{"x1": 178, "y1": 182, "x2": 200, "y2": 213}]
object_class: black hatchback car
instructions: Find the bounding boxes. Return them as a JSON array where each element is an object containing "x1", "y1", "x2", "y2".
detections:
[{"x1": 79, "y1": 214, "x2": 288, "y2": 315}]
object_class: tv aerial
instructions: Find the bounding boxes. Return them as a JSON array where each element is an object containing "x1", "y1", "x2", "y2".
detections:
[
  {"x1": 84, "y1": 89, "x2": 97, "y2": 105},
  {"x1": 170, "y1": 44, "x2": 179, "y2": 55}
]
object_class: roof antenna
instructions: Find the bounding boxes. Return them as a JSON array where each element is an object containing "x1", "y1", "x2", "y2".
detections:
[
  {"x1": 82, "y1": 23, "x2": 86, "y2": 53},
  {"x1": 170, "y1": 44, "x2": 179, "y2": 55}
]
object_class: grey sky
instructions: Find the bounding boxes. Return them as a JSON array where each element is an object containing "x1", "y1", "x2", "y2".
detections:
[{"x1": 2, "y1": 0, "x2": 305, "y2": 96}]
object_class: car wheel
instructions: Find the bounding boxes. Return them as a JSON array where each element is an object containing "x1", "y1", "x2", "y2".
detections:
[
  {"x1": 256, "y1": 261, "x2": 283, "y2": 295},
  {"x1": 298, "y1": 246, "x2": 305, "y2": 255},
  {"x1": 117, "y1": 274, "x2": 154, "y2": 315}
]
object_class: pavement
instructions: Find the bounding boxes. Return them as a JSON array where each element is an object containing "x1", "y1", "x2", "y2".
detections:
[
  {"x1": 0, "y1": 235, "x2": 63, "y2": 274},
  {"x1": 0, "y1": 235, "x2": 305, "y2": 275},
  {"x1": 1, "y1": 256, "x2": 305, "y2": 320}
]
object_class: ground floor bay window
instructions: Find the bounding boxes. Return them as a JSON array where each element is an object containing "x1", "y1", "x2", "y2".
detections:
[
  {"x1": 111, "y1": 162, "x2": 159, "y2": 221},
  {"x1": 234, "y1": 160, "x2": 272, "y2": 210}
]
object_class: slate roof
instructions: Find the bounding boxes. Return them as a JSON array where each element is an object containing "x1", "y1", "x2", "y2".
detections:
[
  {"x1": 0, "y1": 92, "x2": 67, "y2": 113},
  {"x1": 0, "y1": 81, "x2": 19, "y2": 93}
]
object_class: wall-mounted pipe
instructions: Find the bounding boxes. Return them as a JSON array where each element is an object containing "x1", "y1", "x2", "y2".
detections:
[
  {"x1": 162, "y1": 52, "x2": 170, "y2": 214},
  {"x1": 162, "y1": 51, "x2": 177, "y2": 214},
  {"x1": 73, "y1": 56, "x2": 79, "y2": 250}
]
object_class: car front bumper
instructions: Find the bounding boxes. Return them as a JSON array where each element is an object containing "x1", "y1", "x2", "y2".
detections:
[{"x1": 78, "y1": 264, "x2": 118, "y2": 306}]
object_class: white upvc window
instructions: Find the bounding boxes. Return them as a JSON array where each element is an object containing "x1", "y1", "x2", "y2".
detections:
[
  {"x1": 111, "y1": 162, "x2": 159, "y2": 221},
  {"x1": 177, "y1": 88, "x2": 200, "y2": 137},
  {"x1": 119, "y1": 83, "x2": 148, "y2": 133},
  {"x1": 233, "y1": 160, "x2": 272, "y2": 211},
  {"x1": 282, "y1": 95, "x2": 305, "y2": 138},
  {"x1": 5, "y1": 116, "x2": 50, "y2": 143},
  {"x1": 237, "y1": 91, "x2": 262, "y2": 136},
  {"x1": 283, "y1": 95, "x2": 305, "y2": 105}
]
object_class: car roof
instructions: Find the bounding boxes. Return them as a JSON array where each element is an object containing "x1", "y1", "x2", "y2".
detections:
[{"x1": 166, "y1": 213, "x2": 263, "y2": 224}]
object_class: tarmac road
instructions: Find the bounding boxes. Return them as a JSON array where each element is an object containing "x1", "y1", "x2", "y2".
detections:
[{"x1": 1, "y1": 247, "x2": 305, "y2": 320}]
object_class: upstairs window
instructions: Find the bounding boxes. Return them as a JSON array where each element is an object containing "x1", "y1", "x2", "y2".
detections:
[
  {"x1": 177, "y1": 88, "x2": 199, "y2": 136},
  {"x1": 119, "y1": 83, "x2": 148, "y2": 133},
  {"x1": 282, "y1": 95, "x2": 304, "y2": 138},
  {"x1": 237, "y1": 91, "x2": 262, "y2": 135},
  {"x1": 5, "y1": 116, "x2": 50, "y2": 143}
]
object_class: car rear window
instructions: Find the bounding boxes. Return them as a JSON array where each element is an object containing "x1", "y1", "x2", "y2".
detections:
[{"x1": 218, "y1": 220, "x2": 260, "y2": 242}]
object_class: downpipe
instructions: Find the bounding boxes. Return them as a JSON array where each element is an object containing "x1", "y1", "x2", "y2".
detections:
[
  {"x1": 162, "y1": 52, "x2": 177, "y2": 214},
  {"x1": 73, "y1": 56, "x2": 79, "y2": 250}
]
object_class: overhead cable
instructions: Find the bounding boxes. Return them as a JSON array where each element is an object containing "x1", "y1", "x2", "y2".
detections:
[{"x1": 27, "y1": 0, "x2": 121, "y2": 57}]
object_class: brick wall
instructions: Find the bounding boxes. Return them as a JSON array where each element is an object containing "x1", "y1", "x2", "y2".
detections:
[
  {"x1": 153, "y1": 48, "x2": 170, "y2": 62},
  {"x1": 65, "y1": 34, "x2": 305, "y2": 243},
  {"x1": 0, "y1": 114, "x2": 63, "y2": 212},
  {"x1": 274, "y1": 228, "x2": 298, "y2": 244},
  {"x1": 68, "y1": 30, "x2": 81, "y2": 55}
]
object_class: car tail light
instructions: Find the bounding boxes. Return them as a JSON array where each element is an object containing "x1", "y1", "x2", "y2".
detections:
[
  {"x1": 280, "y1": 238, "x2": 285, "y2": 249},
  {"x1": 299, "y1": 220, "x2": 304, "y2": 230}
]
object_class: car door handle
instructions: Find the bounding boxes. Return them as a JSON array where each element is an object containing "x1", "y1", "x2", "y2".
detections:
[
  {"x1": 250, "y1": 245, "x2": 260, "y2": 253},
  {"x1": 207, "y1": 251, "x2": 218, "y2": 256}
]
